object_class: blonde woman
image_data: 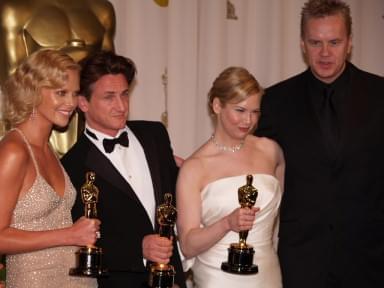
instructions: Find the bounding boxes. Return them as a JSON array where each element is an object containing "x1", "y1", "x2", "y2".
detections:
[
  {"x1": 177, "y1": 67, "x2": 284, "y2": 287},
  {"x1": 0, "y1": 49, "x2": 99, "y2": 288}
]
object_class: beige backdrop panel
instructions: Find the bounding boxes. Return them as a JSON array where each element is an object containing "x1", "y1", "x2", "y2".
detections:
[{"x1": 110, "y1": 0, "x2": 384, "y2": 158}]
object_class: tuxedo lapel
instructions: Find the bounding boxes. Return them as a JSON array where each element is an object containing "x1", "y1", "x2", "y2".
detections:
[{"x1": 80, "y1": 135, "x2": 144, "y2": 208}]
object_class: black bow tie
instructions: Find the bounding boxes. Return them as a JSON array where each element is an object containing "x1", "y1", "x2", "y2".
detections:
[{"x1": 102, "y1": 131, "x2": 129, "y2": 153}]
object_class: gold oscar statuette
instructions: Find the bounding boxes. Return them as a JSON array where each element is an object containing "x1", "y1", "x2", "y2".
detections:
[
  {"x1": 148, "y1": 193, "x2": 176, "y2": 288},
  {"x1": 0, "y1": 0, "x2": 116, "y2": 156},
  {"x1": 69, "y1": 171, "x2": 108, "y2": 277},
  {"x1": 221, "y1": 174, "x2": 259, "y2": 274}
]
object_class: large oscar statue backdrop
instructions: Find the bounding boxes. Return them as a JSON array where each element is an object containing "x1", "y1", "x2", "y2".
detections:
[{"x1": 0, "y1": 0, "x2": 116, "y2": 156}]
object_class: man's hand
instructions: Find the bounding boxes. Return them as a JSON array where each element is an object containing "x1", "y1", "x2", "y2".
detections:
[{"x1": 142, "y1": 234, "x2": 173, "y2": 264}]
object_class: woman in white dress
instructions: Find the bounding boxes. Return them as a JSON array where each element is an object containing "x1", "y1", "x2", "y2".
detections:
[{"x1": 177, "y1": 67, "x2": 284, "y2": 287}]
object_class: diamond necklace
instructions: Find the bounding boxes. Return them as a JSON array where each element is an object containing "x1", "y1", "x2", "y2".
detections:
[{"x1": 210, "y1": 134, "x2": 244, "y2": 153}]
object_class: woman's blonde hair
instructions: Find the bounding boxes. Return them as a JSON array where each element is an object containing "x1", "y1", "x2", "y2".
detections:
[
  {"x1": 1, "y1": 49, "x2": 79, "y2": 129},
  {"x1": 208, "y1": 67, "x2": 263, "y2": 116}
]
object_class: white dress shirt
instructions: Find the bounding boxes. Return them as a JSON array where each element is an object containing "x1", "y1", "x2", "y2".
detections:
[{"x1": 84, "y1": 124, "x2": 156, "y2": 228}]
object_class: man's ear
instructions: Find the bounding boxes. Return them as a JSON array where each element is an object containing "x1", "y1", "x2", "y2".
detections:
[
  {"x1": 300, "y1": 39, "x2": 306, "y2": 55},
  {"x1": 77, "y1": 95, "x2": 89, "y2": 113},
  {"x1": 347, "y1": 35, "x2": 353, "y2": 55}
]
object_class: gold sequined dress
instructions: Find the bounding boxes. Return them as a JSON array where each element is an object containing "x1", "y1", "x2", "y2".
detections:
[{"x1": 6, "y1": 129, "x2": 97, "y2": 288}]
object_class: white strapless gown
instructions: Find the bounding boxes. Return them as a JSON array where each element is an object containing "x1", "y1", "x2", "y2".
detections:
[{"x1": 191, "y1": 174, "x2": 282, "y2": 288}]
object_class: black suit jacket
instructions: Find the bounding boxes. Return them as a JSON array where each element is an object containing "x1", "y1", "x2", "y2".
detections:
[
  {"x1": 61, "y1": 121, "x2": 186, "y2": 288},
  {"x1": 256, "y1": 63, "x2": 384, "y2": 288}
]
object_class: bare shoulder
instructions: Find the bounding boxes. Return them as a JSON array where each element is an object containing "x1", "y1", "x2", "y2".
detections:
[
  {"x1": 0, "y1": 132, "x2": 31, "y2": 225},
  {"x1": 249, "y1": 135, "x2": 285, "y2": 165},
  {"x1": 179, "y1": 152, "x2": 205, "y2": 179},
  {"x1": 0, "y1": 132, "x2": 30, "y2": 171},
  {"x1": 178, "y1": 143, "x2": 212, "y2": 184},
  {"x1": 249, "y1": 135, "x2": 281, "y2": 151}
]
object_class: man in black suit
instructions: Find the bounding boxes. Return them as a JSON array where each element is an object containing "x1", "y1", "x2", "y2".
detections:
[
  {"x1": 255, "y1": 0, "x2": 384, "y2": 287},
  {"x1": 61, "y1": 51, "x2": 186, "y2": 288}
]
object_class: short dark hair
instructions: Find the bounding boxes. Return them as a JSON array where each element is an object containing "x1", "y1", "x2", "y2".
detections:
[
  {"x1": 301, "y1": 0, "x2": 352, "y2": 38},
  {"x1": 79, "y1": 50, "x2": 137, "y2": 100}
]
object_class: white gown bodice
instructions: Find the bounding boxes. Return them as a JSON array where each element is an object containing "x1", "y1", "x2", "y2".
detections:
[{"x1": 191, "y1": 174, "x2": 282, "y2": 288}]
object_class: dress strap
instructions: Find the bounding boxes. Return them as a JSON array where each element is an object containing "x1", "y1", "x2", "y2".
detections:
[{"x1": 12, "y1": 128, "x2": 40, "y2": 175}]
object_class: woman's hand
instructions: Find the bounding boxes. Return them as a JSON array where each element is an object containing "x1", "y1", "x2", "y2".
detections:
[
  {"x1": 226, "y1": 206, "x2": 259, "y2": 232},
  {"x1": 70, "y1": 217, "x2": 101, "y2": 246}
]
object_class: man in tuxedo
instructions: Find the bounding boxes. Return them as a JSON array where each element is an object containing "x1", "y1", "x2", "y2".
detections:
[
  {"x1": 61, "y1": 51, "x2": 186, "y2": 288},
  {"x1": 255, "y1": 0, "x2": 384, "y2": 287}
]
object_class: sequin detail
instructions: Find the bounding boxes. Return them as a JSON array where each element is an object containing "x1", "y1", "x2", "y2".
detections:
[{"x1": 6, "y1": 129, "x2": 96, "y2": 288}]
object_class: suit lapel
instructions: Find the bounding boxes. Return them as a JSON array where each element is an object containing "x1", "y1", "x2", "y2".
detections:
[
  {"x1": 341, "y1": 65, "x2": 367, "y2": 134},
  {"x1": 331, "y1": 63, "x2": 362, "y2": 164}
]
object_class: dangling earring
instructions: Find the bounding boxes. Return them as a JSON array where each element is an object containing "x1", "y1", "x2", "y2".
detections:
[{"x1": 30, "y1": 107, "x2": 36, "y2": 120}]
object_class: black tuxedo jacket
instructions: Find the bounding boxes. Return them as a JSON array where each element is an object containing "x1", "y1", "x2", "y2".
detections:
[
  {"x1": 61, "y1": 121, "x2": 185, "y2": 288},
  {"x1": 256, "y1": 63, "x2": 384, "y2": 288}
]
